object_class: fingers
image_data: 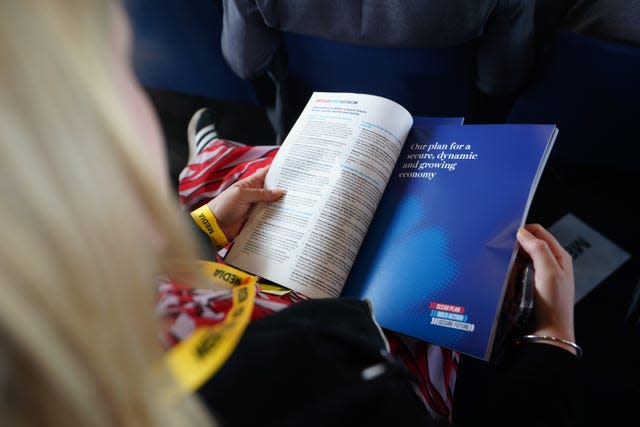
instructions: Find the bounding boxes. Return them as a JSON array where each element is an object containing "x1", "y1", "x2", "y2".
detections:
[
  {"x1": 523, "y1": 223, "x2": 573, "y2": 271},
  {"x1": 236, "y1": 166, "x2": 270, "y2": 188},
  {"x1": 231, "y1": 166, "x2": 284, "y2": 203},
  {"x1": 238, "y1": 187, "x2": 285, "y2": 203},
  {"x1": 518, "y1": 224, "x2": 576, "y2": 345},
  {"x1": 517, "y1": 226, "x2": 558, "y2": 274}
]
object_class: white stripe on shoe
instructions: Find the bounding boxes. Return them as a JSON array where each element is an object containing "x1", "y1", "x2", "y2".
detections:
[
  {"x1": 195, "y1": 131, "x2": 218, "y2": 153},
  {"x1": 194, "y1": 124, "x2": 216, "y2": 145}
]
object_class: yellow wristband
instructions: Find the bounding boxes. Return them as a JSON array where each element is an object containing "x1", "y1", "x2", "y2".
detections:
[{"x1": 190, "y1": 204, "x2": 229, "y2": 249}]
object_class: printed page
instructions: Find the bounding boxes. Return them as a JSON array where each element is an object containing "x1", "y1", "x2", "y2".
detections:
[{"x1": 225, "y1": 92, "x2": 413, "y2": 298}]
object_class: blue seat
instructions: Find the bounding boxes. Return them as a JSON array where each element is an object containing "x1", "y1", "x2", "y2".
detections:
[
  {"x1": 282, "y1": 32, "x2": 474, "y2": 118},
  {"x1": 249, "y1": 32, "x2": 475, "y2": 143},
  {"x1": 123, "y1": 0, "x2": 259, "y2": 105},
  {"x1": 507, "y1": 31, "x2": 640, "y2": 171},
  {"x1": 124, "y1": 1, "x2": 482, "y2": 140}
]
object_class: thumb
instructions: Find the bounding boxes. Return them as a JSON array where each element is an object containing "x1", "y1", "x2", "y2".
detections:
[
  {"x1": 239, "y1": 187, "x2": 285, "y2": 203},
  {"x1": 238, "y1": 167, "x2": 269, "y2": 187}
]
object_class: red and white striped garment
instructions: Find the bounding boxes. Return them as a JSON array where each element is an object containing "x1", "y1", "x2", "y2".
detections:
[
  {"x1": 179, "y1": 139, "x2": 279, "y2": 211},
  {"x1": 166, "y1": 136, "x2": 459, "y2": 422}
]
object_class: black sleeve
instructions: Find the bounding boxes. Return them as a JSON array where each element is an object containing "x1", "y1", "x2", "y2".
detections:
[
  {"x1": 196, "y1": 298, "x2": 437, "y2": 427},
  {"x1": 453, "y1": 343, "x2": 580, "y2": 427}
]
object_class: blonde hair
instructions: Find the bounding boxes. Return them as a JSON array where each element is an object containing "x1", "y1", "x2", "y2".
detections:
[{"x1": 0, "y1": 1, "x2": 215, "y2": 425}]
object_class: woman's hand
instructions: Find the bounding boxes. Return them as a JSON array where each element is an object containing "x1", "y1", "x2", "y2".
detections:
[
  {"x1": 207, "y1": 167, "x2": 284, "y2": 240},
  {"x1": 517, "y1": 224, "x2": 576, "y2": 353}
]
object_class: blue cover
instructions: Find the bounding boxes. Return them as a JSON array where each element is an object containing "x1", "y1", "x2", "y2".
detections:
[{"x1": 343, "y1": 124, "x2": 557, "y2": 360}]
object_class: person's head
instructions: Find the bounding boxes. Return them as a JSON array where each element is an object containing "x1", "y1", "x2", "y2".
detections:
[{"x1": 0, "y1": 1, "x2": 214, "y2": 425}]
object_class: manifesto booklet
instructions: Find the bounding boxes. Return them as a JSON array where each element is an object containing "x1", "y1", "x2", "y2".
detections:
[{"x1": 224, "y1": 92, "x2": 557, "y2": 360}]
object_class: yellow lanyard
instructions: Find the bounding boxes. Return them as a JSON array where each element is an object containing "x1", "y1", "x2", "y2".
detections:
[{"x1": 164, "y1": 261, "x2": 257, "y2": 395}]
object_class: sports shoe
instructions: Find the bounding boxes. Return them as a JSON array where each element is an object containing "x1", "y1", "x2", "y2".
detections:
[{"x1": 187, "y1": 107, "x2": 218, "y2": 160}]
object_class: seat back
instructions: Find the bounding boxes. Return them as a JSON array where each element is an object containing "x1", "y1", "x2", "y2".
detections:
[
  {"x1": 507, "y1": 31, "x2": 640, "y2": 171},
  {"x1": 265, "y1": 32, "x2": 474, "y2": 142},
  {"x1": 282, "y1": 32, "x2": 474, "y2": 120},
  {"x1": 124, "y1": 0, "x2": 259, "y2": 105}
]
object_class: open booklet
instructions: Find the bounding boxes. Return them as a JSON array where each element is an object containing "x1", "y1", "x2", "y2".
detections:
[{"x1": 224, "y1": 92, "x2": 558, "y2": 360}]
